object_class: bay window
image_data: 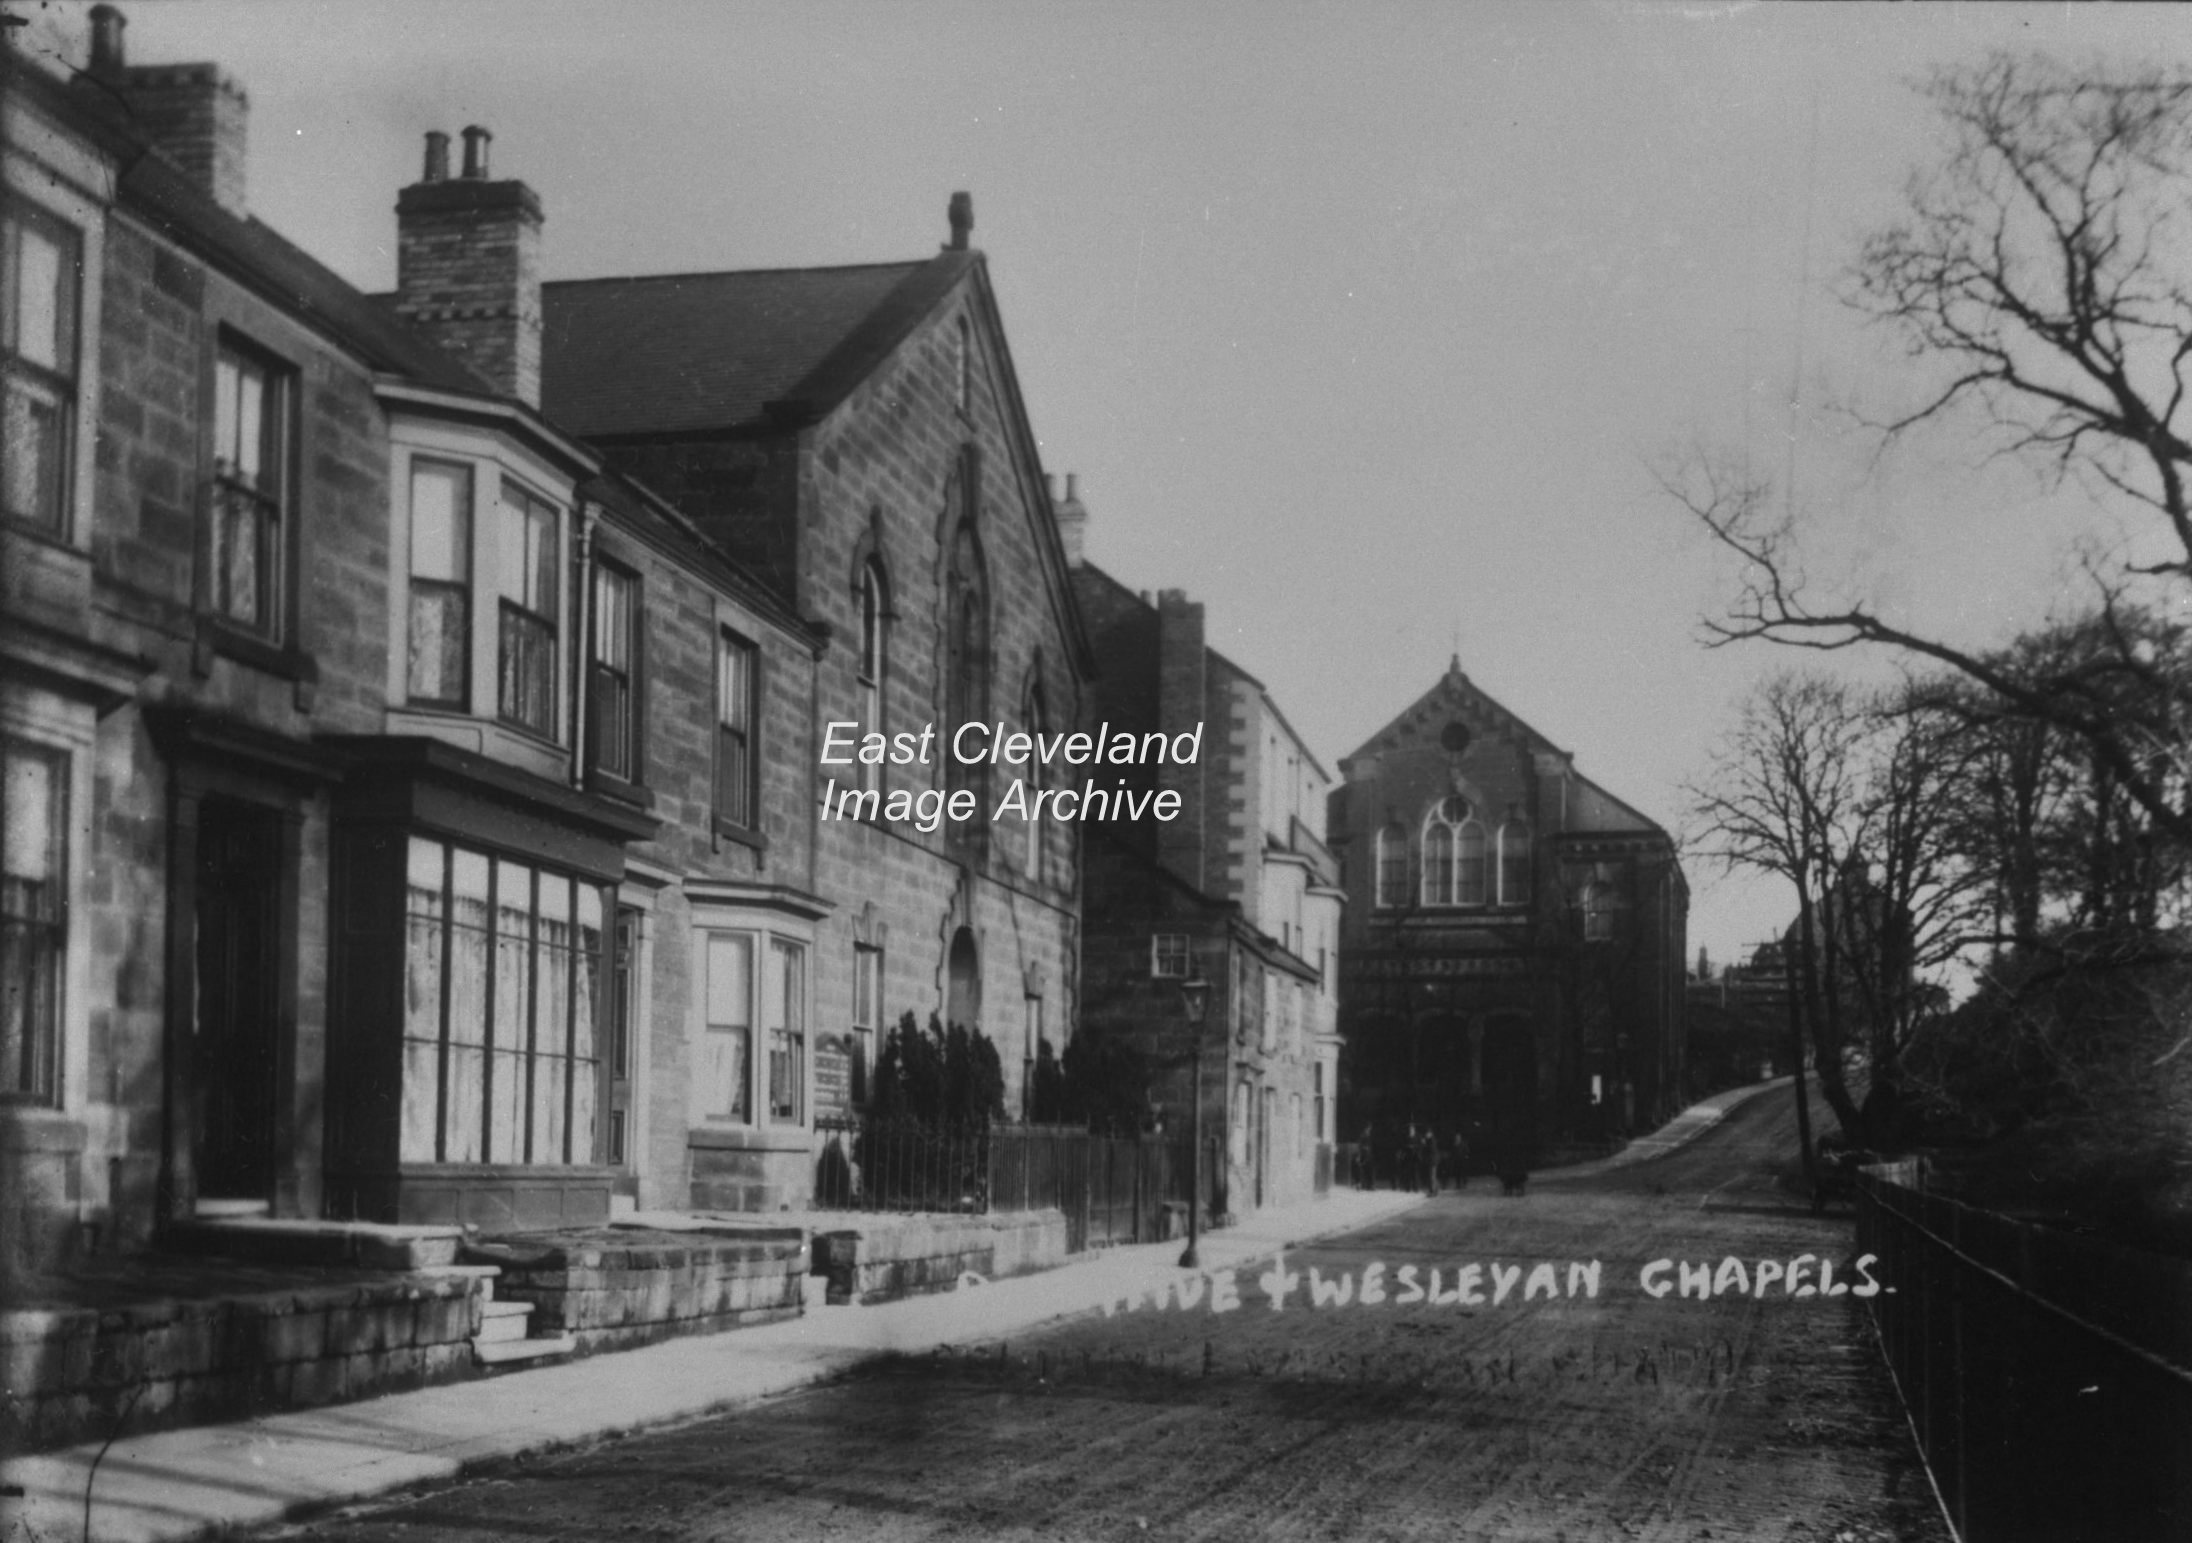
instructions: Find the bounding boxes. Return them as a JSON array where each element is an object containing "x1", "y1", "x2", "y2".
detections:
[
  {"x1": 692, "y1": 927, "x2": 808, "y2": 1128},
  {"x1": 400, "y1": 836, "x2": 604, "y2": 1165}
]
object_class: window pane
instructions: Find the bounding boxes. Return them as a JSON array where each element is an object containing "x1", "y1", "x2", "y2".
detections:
[
  {"x1": 2, "y1": 375, "x2": 65, "y2": 528},
  {"x1": 572, "y1": 885, "x2": 601, "y2": 1065},
  {"x1": 401, "y1": 839, "x2": 445, "y2": 1159},
  {"x1": 2, "y1": 743, "x2": 63, "y2": 1104},
  {"x1": 1422, "y1": 823, "x2": 1452, "y2": 906},
  {"x1": 533, "y1": 876, "x2": 571, "y2": 1162},
  {"x1": 697, "y1": 932, "x2": 752, "y2": 1124},
  {"x1": 499, "y1": 603, "x2": 556, "y2": 733},
  {"x1": 498, "y1": 484, "x2": 558, "y2": 619},
  {"x1": 767, "y1": 939, "x2": 804, "y2": 1124},
  {"x1": 1458, "y1": 823, "x2": 1488, "y2": 905},
  {"x1": 706, "y1": 933, "x2": 752, "y2": 1026},
  {"x1": 213, "y1": 484, "x2": 261, "y2": 626},
  {"x1": 411, "y1": 462, "x2": 471, "y2": 582},
  {"x1": 592, "y1": 566, "x2": 631, "y2": 670},
  {"x1": 408, "y1": 583, "x2": 469, "y2": 705},
  {"x1": 10, "y1": 218, "x2": 68, "y2": 370}
]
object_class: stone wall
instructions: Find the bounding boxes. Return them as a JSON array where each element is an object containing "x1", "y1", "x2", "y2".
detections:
[
  {"x1": 466, "y1": 1230, "x2": 807, "y2": 1353},
  {"x1": 0, "y1": 1270, "x2": 483, "y2": 1454}
]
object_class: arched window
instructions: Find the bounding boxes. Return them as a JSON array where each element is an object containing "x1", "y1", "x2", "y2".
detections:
[
  {"x1": 1420, "y1": 797, "x2": 1485, "y2": 907},
  {"x1": 857, "y1": 556, "x2": 888, "y2": 794},
  {"x1": 1021, "y1": 678, "x2": 1047, "y2": 882},
  {"x1": 1457, "y1": 817, "x2": 1487, "y2": 905},
  {"x1": 944, "y1": 521, "x2": 988, "y2": 829},
  {"x1": 1421, "y1": 817, "x2": 1453, "y2": 907},
  {"x1": 1374, "y1": 824, "x2": 1407, "y2": 909},
  {"x1": 1497, "y1": 820, "x2": 1531, "y2": 906}
]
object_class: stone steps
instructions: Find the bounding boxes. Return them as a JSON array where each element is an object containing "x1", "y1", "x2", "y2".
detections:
[
  {"x1": 473, "y1": 1332, "x2": 578, "y2": 1366},
  {"x1": 465, "y1": 1276, "x2": 576, "y2": 1368}
]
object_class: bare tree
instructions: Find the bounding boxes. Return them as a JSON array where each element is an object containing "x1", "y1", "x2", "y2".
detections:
[
  {"x1": 1665, "y1": 54, "x2": 2192, "y2": 843},
  {"x1": 1834, "y1": 689, "x2": 1994, "y2": 1136},
  {"x1": 1688, "y1": 673, "x2": 1868, "y2": 1143}
]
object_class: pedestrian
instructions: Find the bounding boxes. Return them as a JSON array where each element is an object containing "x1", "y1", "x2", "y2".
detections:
[
  {"x1": 1447, "y1": 1130, "x2": 1469, "y2": 1192},
  {"x1": 1419, "y1": 1126, "x2": 1440, "y2": 1197},
  {"x1": 1497, "y1": 1141, "x2": 1529, "y2": 1198}
]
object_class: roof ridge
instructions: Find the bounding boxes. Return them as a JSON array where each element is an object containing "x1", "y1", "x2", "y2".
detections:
[{"x1": 543, "y1": 258, "x2": 929, "y2": 290}]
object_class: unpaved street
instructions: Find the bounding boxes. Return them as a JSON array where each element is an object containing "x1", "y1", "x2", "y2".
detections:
[{"x1": 265, "y1": 1089, "x2": 1947, "y2": 1542}]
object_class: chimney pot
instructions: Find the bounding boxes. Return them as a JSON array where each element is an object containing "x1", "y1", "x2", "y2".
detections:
[
  {"x1": 947, "y1": 190, "x2": 973, "y2": 251},
  {"x1": 88, "y1": 4, "x2": 126, "y2": 77},
  {"x1": 460, "y1": 125, "x2": 492, "y2": 179},
  {"x1": 422, "y1": 130, "x2": 450, "y2": 183}
]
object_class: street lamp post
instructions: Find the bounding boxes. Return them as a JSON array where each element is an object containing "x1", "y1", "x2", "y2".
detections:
[{"x1": 1178, "y1": 975, "x2": 1212, "y2": 1269}]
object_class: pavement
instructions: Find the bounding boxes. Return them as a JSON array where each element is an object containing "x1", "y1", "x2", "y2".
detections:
[
  {"x1": 1540, "y1": 1074, "x2": 1794, "y2": 1180},
  {"x1": 1, "y1": 1190, "x2": 1425, "y2": 1543},
  {"x1": 0, "y1": 1082, "x2": 1779, "y2": 1543}
]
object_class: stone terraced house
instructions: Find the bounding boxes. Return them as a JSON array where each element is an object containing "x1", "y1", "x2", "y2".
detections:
[{"x1": 1, "y1": 5, "x2": 1093, "y2": 1280}]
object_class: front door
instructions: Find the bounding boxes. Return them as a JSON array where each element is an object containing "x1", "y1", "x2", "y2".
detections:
[{"x1": 194, "y1": 800, "x2": 283, "y2": 1203}]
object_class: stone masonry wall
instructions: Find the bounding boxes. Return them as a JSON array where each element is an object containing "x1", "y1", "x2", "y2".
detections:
[
  {"x1": 65, "y1": 208, "x2": 393, "y2": 1257},
  {"x1": 0, "y1": 1271, "x2": 482, "y2": 1454}
]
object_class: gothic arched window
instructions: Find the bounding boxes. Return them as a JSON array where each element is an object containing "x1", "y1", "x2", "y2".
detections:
[
  {"x1": 1497, "y1": 820, "x2": 1531, "y2": 906},
  {"x1": 944, "y1": 520, "x2": 989, "y2": 827},
  {"x1": 1021, "y1": 677, "x2": 1048, "y2": 881},
  {"x1": 857, "y1": 556, "x2": 889, "y2": 794},
  {"x1": 1374, "y1": 824, "x2": 1407, "y2": 909},
  {"x1": 1421, "y1": 796, "x2": 1486, "y2": 907}
]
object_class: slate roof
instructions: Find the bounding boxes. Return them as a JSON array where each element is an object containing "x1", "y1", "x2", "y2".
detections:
[
  {"x1": 541, "y1": 253, "x2": 975, "y2": 438},
  {"x1": 15, "y1": 58, "x2": 490, "y2": 397}
]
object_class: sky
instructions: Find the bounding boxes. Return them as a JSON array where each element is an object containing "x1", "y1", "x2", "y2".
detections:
[{"x1": 18, "y1": 0, "x2": 2192, "y2": 968}]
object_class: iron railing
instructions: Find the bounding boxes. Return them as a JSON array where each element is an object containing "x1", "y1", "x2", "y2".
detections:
[
  {"x1": 1857, "y1": 1164, "x2": 2192, "y2": 1542},
  {"x1": 812, "y1": 1117, "x2": 1222, "y2": 1255}
]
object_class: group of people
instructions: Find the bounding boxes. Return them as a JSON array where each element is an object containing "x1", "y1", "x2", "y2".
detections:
[{"x1": 1350, "y1": 1120, "x2": 1530, "y2": 1198}]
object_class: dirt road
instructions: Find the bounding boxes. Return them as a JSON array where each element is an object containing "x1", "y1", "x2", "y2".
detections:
[{"x1": 264, "y1": 1087, "x2": 1948, "y2": 1542}]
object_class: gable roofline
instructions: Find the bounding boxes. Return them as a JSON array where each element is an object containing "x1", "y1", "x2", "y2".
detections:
[
  {"x1": 855, "y1": 251, "x2": 1096, "y2": 683},
  {"x1": 953, "y1": 254, "x2": 1097, "y2": 682},
  {"x1": 1339, "y1": 657, "x2": 1571, "y2": 770}
]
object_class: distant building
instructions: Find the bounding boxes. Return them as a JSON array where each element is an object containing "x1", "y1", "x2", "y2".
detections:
[
  {"x1": 1065, "y1": 487, "x2": 1342, "y2": 1216},
  {"x1": 1685, "y1": 943, "x2": 1798, "y2": 1093},
  {"x1": 1328, "y1": 660, "x2": 1686, "y2": 1158}
]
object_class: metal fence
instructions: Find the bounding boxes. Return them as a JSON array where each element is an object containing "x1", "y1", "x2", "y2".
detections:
[
  {"x1": 812, "y1": 1117, "x2": 1222, "y2": 1256},
  {"x1": 1856, "y1": 1165, "x2": 2192, "y2": 1543}
]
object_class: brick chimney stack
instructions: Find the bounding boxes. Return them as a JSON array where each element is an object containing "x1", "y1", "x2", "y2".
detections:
[
  {"x1": 1051, "y1": 472, "x2": 1087, "y2": 568},
  {"x1": 85, "y1": 5, "x2": 251, "y2": 218},
  {"x1": 394, "y1": 126, "x2": 544, "y2": 407},
  {"x1": 947, "y1": 191, "x2": 973, "y2": 251},
  {"x1": 1155, "y1": 589, "x2": 1209, "y2": 890}
]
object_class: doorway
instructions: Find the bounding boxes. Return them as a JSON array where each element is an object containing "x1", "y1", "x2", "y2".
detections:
[{"x1": 194, "y1": 799, "x2": 283, "y2": 1203}]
